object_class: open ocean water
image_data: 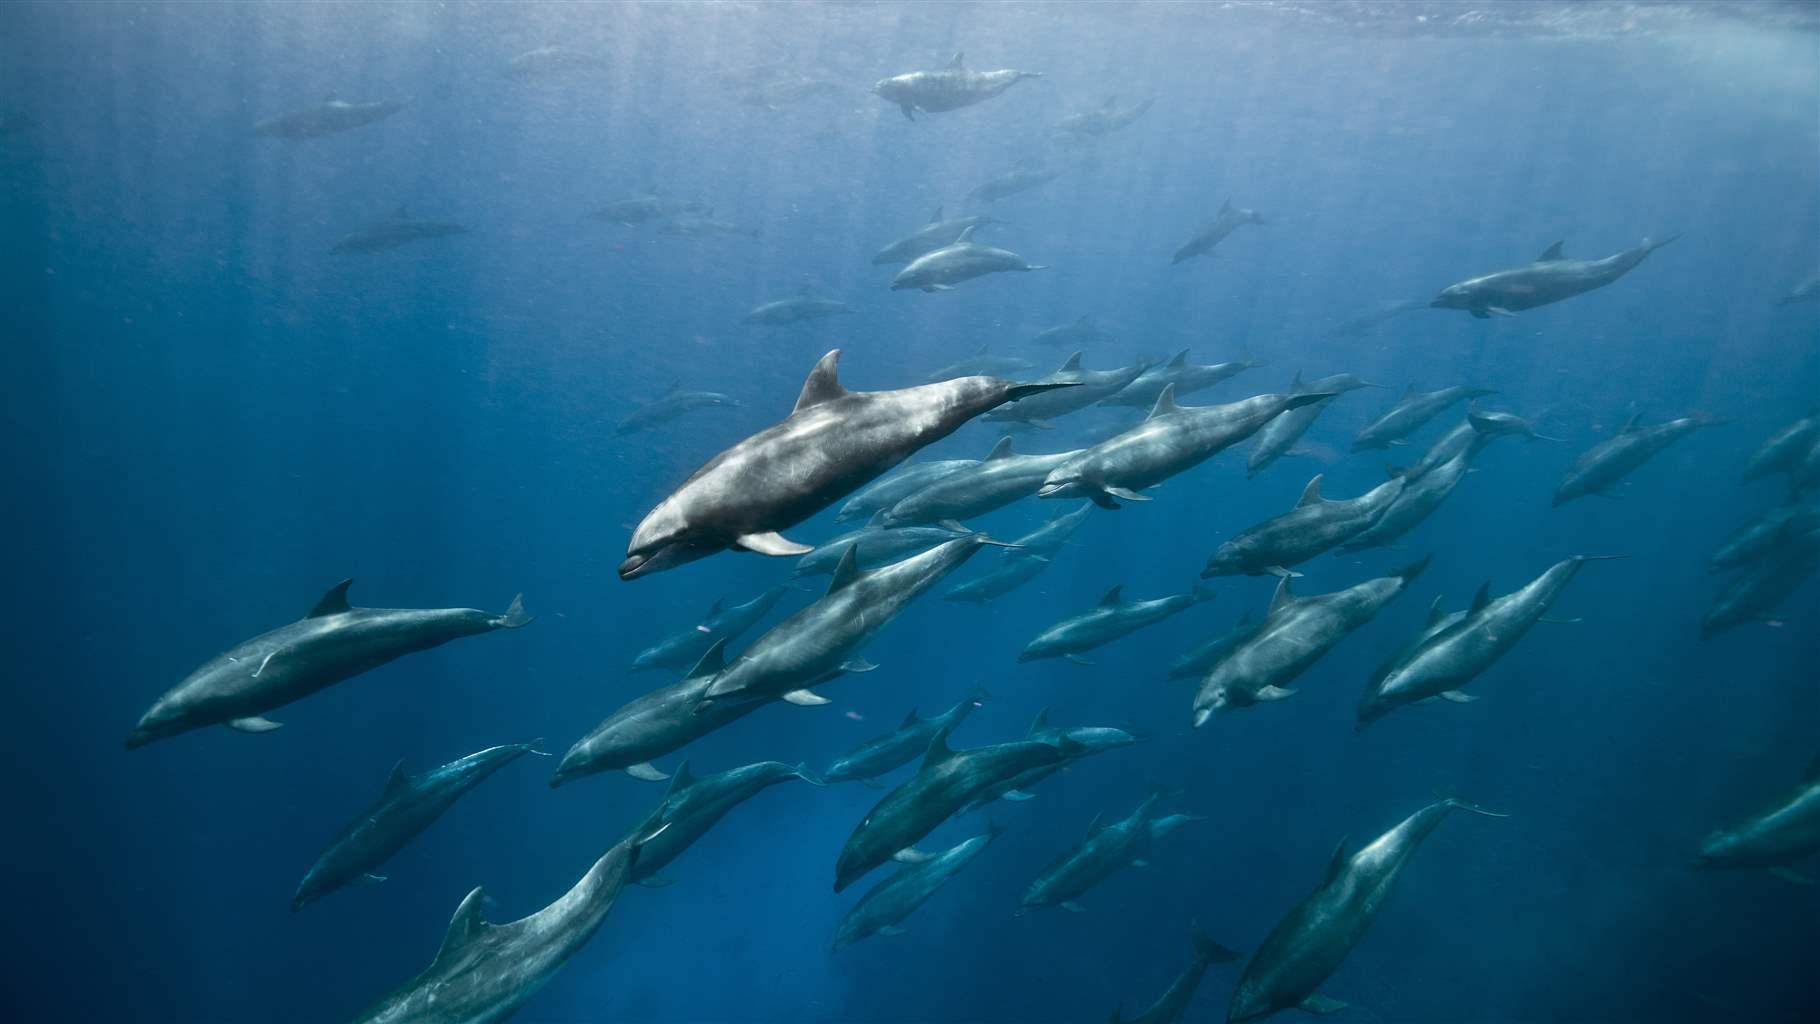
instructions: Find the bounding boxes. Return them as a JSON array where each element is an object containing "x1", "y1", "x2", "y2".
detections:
[{"x1": 4, "y1": 2, "x2": 1818, "y2": 1022}]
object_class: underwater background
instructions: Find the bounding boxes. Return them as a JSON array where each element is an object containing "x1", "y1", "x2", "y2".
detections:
[{"x1": 4, "y1": 2, "x2": 1818, "y2": 1022}]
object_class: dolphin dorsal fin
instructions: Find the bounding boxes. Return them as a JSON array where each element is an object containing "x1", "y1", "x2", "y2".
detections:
[
  {"x1": 1219, "y1": 198, "x2": 1232, "y2": 214},
  {"x1": 867, "y1": 509, "x2": 890, "y2": 528},
  {"x1": 828, "y1": 547, "x2": 863, "y2": 594},
  {"x1": 921, "y1": 721, "x2": 961, "y2": 769},
  {"x1": 1291, "y1": 370, "x2": 1303, "y2": 389},
  {"x1": 663, "y1": 760, "x2": 695, "y2": 798},
  {"x1": 1168, "y1": 350, "x2": 1189, "y2": 369},
  {"x1": 901, "y1": 707, "x2": 921, "y2": 727},
  {"x1": 1537, "y1": 241, "x2": 1566, "y2": 262},
  {"x1": 1027, "y1": 707, "x2": 1051, "y2": 736},
  {"x1": 1425, "y1": 595, "x2": 1447, "y2": 628},
  {"x1": 1321, "y1": 837, "x2": 1349, "y2": 886},
  {"x1": 985, "y1": 436, "x2": 1016, "y2": 460},
  {"x1": 1146, "y1": 383, "x2": 1180, "y2": 421},
  {"x1": 323, "y1": 90, "x2": 340, "y2": 103},
  {"x1": 308, "y1": 579, "x2": 355, "y2": 618},
  {"x1": 1060, "y1": 351, "x2": 1084, "y2": 372},
  {"x1": 1269, "y1": 576, "x2": 1296, "y2": 615},
  {"x1": 382, "y1": 758, "x2": 411, "y2": 798},
  {"x1": 1468, "y1": 582, "x2": 1493, "y2": 615},
  {"x1": 434, "y1": 887, "x2": 492, "y2": 964},
  {"x1": 1619, "y1": 412, "x2": 1641, "y2": 433},
  {"x1": 1295, "y1": 475, "x2": 1326, "y2": 508},
  {"x1": 946, "y1": 51, "x2": 966, "y2": 70},
  {"x1": 929, "y1": 206, "x2": 943, "y2": 223},
  {"x1": 797, "y1": 281, "x2": 813, "y2": 298},
  {"x1": 685, "y1": 638, "x2": 728, "y2": 680},
  {"x1": 794, "y1": 351, "x2": 849, "y2": 413},
  {"x1": 705, "y1": 597, "x2": 724, "y2": 619},
  {"x1": 1098, "y1": 585, "x2": 1125, "y2": 608},
  {"x1": 955, "y1": 224, "x2": 978, "y2": 244}
]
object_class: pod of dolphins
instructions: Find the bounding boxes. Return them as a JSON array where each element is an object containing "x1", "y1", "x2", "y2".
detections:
[{"x1": 98, "y1": 38, "x2": 1819, "y2": 1024}]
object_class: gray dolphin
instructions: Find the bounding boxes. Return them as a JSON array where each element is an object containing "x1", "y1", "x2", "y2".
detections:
[
  {"x1": 1553, "y1": 412, "x2": 1721, "y2": 505},
  {"x1": 1431, "y1": 237, "x2": 1680, "y2": 318},
  {"x1": 627, "y1": 586, "x2": 788, "y2": 673},
  {"x1": 1038, "y1": 384, "x2": 1335, "y2": 508},
  {"x1": 254, "y1": 94, "x2": 404, "y2": 140},
  {"x1": 1776, "y1": 271, "x2": 1820, "y2": 306},
  {"x1": 126, "y1": 581, "x2": 530, "y2": 750},
  {"x1": 1056, "y1": 95, "x2": 1155, "y2": 138},
  {"x1": 1171, "y1": 199, "x2": 1264, "y2": 264},
  {"x1": 592, "y1": 195, "x2": 706, "y2": 226},
  {"x1": 964, "y1": 709, "x2": 1137, "y2": 811},
  {"x1": 924, "y1": 343, "x2": 1036, "y2": 383},
  {"x1": 1201, "y1": 475, "x2": 1406, "y2": 578},
  {"x1": 614, "y1": 386, "x2": 738, "y2": 437},
  {"x1": 1338, "y1": 450, "x2": 1472, "y2": 551},
  {"x1": 834, "y1": 825, "x2": 1002, "y2": 947},
  {"x1": 891, "y1": 225, "x2": 1049, "y2": 292},
  {"x1": 873, "y1": 207, "x2": 998, "y2": 266},
  {"x1": 944, "y1": 504, "x2": 1093, "y2": 604},
  {"x1": 1022, "y1": 787, "x2": 1192, "y2": 913},
  {"x1": 1700, "y1": 529, "x2": 1820, "y2": 638},
  {"x1": 1111, "y1": 926, "x2": 1242, "y2": 1024},
  {"x1": 1353, "y1": 384, "x2": 1497, "y2": 451},
  {"x1": 1192, "y1": 560, "x2": 1427, "y2": 727},
  {"x1": 967, "y1": 166, "x2": 1060, "y2": 202},
  {"x1": 1019, "y1": 583, "x2": 1215, "y2": 664},
  {"x1": 826, "y1": 694, "x2": 987, "y2": 785},
  {"x1": 743, "y1": 285, "x2": 858, "y2": 325},
  {"x1": 1358, "y1": 556, "x2": 1621, "y2": 726},
  {"x1": 1166, "y1": 611, "x2": 1263, "y2": 681},
  {"x1": 1697, "y1": 757, "x2": 1820, "y2": 884},
  {"x1": 982, "y1": 352, "x2": 1150, "y2": 427},
  {"x1": 344, "y1": 829, "x2": 656, "y2": 1024},
  {"x1": 1741, "y1": 413, "x2": 1819, "y2": 481},
  {"x1": 618, "y1": 349, "x2": 1072, "y2": 579},
  {"x1": 1029, "y1": 314, "x2": 1114, "y2": 349},
  {"x1": 884, "y1": 437, "x2": 1081, "y2": 525},
  {"x1": 836, "y1": 456, "x2": 980, "y2": 522},
  {"x1": 626, "y1": 760, "x2": 820, "y2": 887},
  {"x1": 1387, "y1": 407, "x2": 1556, "y2": 481},
  {"x1": 1710, "y1": 504, "x2": 1820, "y2": 572},
  {"x1": 1099, "y1": 351, "x2": 1262, "y2": 410},
  {"x1": 330, "y1": 209, "x2": 468, "y2": 254},
  {"x1": 792, "y1": 514, "x2": 973, "y2": 577},
  {"x1": 293, "y1": 741, "x2": 547, "y2": 912},
  {"x1": 701, "y1": 537, "x2": 999, "y2": 707},
  {"x1": 873, "y1": 51, "x2": 1041, "y2": 121},
  {"x1": 1227, "y1": 799, "x2": 1504, "y2": 1022},
  {"x1": 1246, "y1": 373, "x2": 1387, "y2": 478}
]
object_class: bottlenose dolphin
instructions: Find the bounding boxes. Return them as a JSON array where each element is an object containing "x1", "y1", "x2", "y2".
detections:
[
  {"x1": 1338, "y1": 450, "x2": 1472, "y2": 551},
  {"x1": 891, "y1": 226, "x2": 1049, "y2": 292},
  {"x1": 1171, "y1": 199, "x2": 1264, "y2": 264},
  {"x1": 1353, "y1": 384, "x2": 1497, "y2": 451},
  {"x1": 1019, "y1": 583, "x2": 1215, "y2": 664},
  {"x1": 293, "y1": 741, "x2": 547, "y2": 911},
  {"x1": 1110, "y1": 926, "x2": 1241, "y2": 1024},
  {"x1": 964, "y1": 709, "x2": 1136, "y2": 810},
  {"x1": 836, "y1": 457, "x2": 980, "y2": 522},
  {"x1": 792, "y1": 515, "x2": 972, "y2": 577},
  {"x1": 628, "y1": 586, "x2": 787, "y2": 672},
  {"x1": 873, "y1": 207, "x2": 998, "y2": 266},
  {"x1": 967, "y1": 166, "x2": 1060, "y2": 202},
  {"x1": 700, "y1": 538, "x2": 996, "y2": 707},
  {"x1": 626, "y1": 760, "x2": 819, "y2": 886},
  {"x1": 1431, "y1": 237, "x2": 1680, "y2": 318},
  {"x1": 826, "y1": 695, "x2": 987, "y2": 784},
  {"x1": 834, "y1": 825, "x2": 1002, "y2": 947},
  {"x1": 1227, "y1": 799, "x2": 1504, "y2": 1022},
  {"x1": 1056, "y1": 95, "x2": 1154, "y2": 137},
  {"x1": 743, "y1": 285, "x2": 858, "y2": 325},
  {"x1": 1100, "y1": 352, "x2": 1262, "y2": 410},
  {"x1": 619, "y1": 350, "x2": 1072, "y2": 579},
  {"x1": 944, "y1": 504, "x2": 1093, "y2": 604},
  {"x1": 1246, "y1": 373, "x2": 1387, "y2": 478},
  {"x1": 1710, "y1": 504, "x2": 1820, "y2": 572},
  {"x1": 254, "y1": 94, "x2": 404, "y2": 140},
  {"x1": 982, "y1": 352, "x2": 1149, "y2": 427},
  {"x1": 1021, "y1": 787, "x2": 1192, "y2": 912},
  {"x1": 1358, "y1": 556, "x2": 1621, "y2": 725},
  {"x1": 873, "y1": 52, "x2": 1041, "y2": 121},
  {"x1": 1700, "y1": 529, "x2": 1820, "y2": 638},
  {"x1": 924, "y1": 344, "x2": 1036, "y2": 382},
  {"x1": 1553, "y1": 412, "x2": 1721, "y2": 505},
  {"x1": 330, "y1": 209, "x2": 468, "y2": 254},
  {"x1": 1166, "y1": 610, "x2": 1262, "y2": 681},
  {"x1": 883, "y1": 437, "x2": 1080, "y2": 525},
  {"x1": 126, "y1": 580, "x2": 530, "y2": 749},
  {"x1": 1697, "y1": 757, "x2": 1820, "y2": 884},
  {"x1": 344, "y1": 829, "x2": 656, "y2": 1024},
  {"x1": 1029, "y1": 314, "x2": 1114, "y2": 349},
  {"x1": 1387, "y1": 407, "x2": 1556, "y2": 480},
  {"x1": 1192, "y1": 561, "x2": 1427, "y2": 728},
  {"x1": 1201, "y1": 475, "x2": 1406, "y2": 578},
  {"x1": 1741, "y1": 414, "x2": 1818, "y2": 481},
  {"x1": 1038, "y1": 384, "x2": 1335, "y2": 508},
  {"x1": 593, "y1": 195, "x2": 705, "y2": 225},
  {"x1": 615, "y1": 387, "x2": 739, "y2": 437}
]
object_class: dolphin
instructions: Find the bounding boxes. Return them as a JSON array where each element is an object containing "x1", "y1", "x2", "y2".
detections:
[
  {"x1": 1795, "y1": 437, "x2": 1820, "y2": 497},
  {"x1": 1166, "y1": 611, "x2": 1263, "y2": 681},
  {"x1": 125, "y1": 580, "x2": 530, "y2": 750},
  {"x1": 1029, "y1": 315, "x2": 1114, "y2": 349},
  {"x1": 1246, "y1": 373, "x2": 1388, "y2": 478},
  {"x1": 944, "y1": 504, "x2": 1093, "y2": 604},
  {"x1": 836, "y1": 457, "x2": 980, "y2": 522},
  {"x1": 884, "y1": 437, "x2": 1081, "y2": 525},
  {"x1": 873, "y1": 207, "x2": 999, "y2": 266},
  {"x1": 1201, "y1": 475, "x2": 1406, "y2": 578},
  {"x1": 1553, "y1": 412, "x2": 1721, "y2": 506},
  {"x1": 982, "y1": 352, "x2": 1149, "y2": 427},
  {"x1": 1037, "y1": 384, "x2": 1336, "y2": 508},
  {"x1": 967, "y1": 166, "x2": 1060, "y2": 202},
  {"x1": 1700, "y1": 529, "x2": 1820, "y2": 638},
  {"x1": 964, "y1": 709, "x2": 1137, "y2": 811},
  {"x1": 1171, "y1": 199, "x2": 1264, "y2": 264},
  {"x1": 872, "y1": 51, "x2": 1041, "y2": 121},
  {"x1": 618, "y1": 350, "x2": 1073, "y2": 579},
  {"x1": 293, "y1": 741, "x2": 547, "y2": 912},
  {"x1": 1431, "y1": 237, "x2": 1680, "y2": 318},
  {"x1": 254, "y1": 94, "x2": 404, "y2": 140},
  {"x1": 1338, "y1": 450, "x2": 1472, "y2": 551},
  {"x1": 592, "y1": 195, "x2": 706, "y2": 225},
  {"x1": 1019, "y1": 583, "x2": 1216, "y2": 664},
  {"x1": 1710, "y1": 504, "x2": 1820, "y2": 572},
  {"x1": 833, "y1": 721, "x2": 1085, "y2": 892},
  {"x1": 628, "y1": 585, "x2": 788, "y2": 673},
  {"x1": 343, "y1": 829, "x2": 656, "y2": 1024},
  {"x1": 1056, "y1": 95, "x2": 1155, "y2": 138},
  {"x1": 700, "y1": 537, "x2": 999, "y2": 706},
  {"x1": 1227, "y1": 799, "x2": 1504, "y2": 1022},
  {"x1": 1022, "y1": 787, "x2": 1191, "y2": 913},
  {"x1": 1358, "y1": 556, "x2": 1621, "y2": 725},
  {"x1": 1386, "y1": 407, "x2": 1556, "y2": 481},
  {"x1": 924, "y1": 344, "x2": 1036, "y2": 383},
  {"x1": 1192, "y1": 561, "x2": 1427, "y2": 728},
  {"x1": 891, "y1": 226, "x2": 1048, "y2": 292},
  {"x1": 826, "y1": 694, "x2": 987, "y2": 784},
  {"x1": 1110, "y1": 926, "x2": 1242, "y2": 1024},
  {"x1": 834, "y1": 825, "x2": 1003, "y2": 947},
  {"x1": 614, "y1": 387, "x2": 739, "y2": 437},
  {"x1": 1353, "y1": 384, "x2": 1498, "y2": 451},
  {"x1": 330, "y1": 209, "x2": 468, "y2": 254},
  {"x1": 1696, "y1": 757, "x2": 1820, "y2": 884},
  {"x1": 743, "y1": 285, "x2": 858, "y2": 325},
  {"x1": 1741, "y1": 414, "x2": 1819, "y2": 481},
  {"x1": 1099, "y1": 351, "x2": 1262, "y2": 410},
  {"x1": 1776, "y1": 271, "x2": 1820, "y2": 306},
  {"x1": 625, "y1": 760, "x2": 820, "y2": 887},
  {"x1": 506, "y1": 45, "x2": 608, "y2": 77},
  {"x1": 792, "y1": 515, "x2": 974, "y2": 577}
]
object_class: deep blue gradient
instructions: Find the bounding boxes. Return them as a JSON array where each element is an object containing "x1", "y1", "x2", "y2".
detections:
[{"x1": 4, "y1": 3, "x2": 1818, "y2": 1022}]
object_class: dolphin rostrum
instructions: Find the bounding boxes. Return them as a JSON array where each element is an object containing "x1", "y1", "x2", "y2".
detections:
[
  {"x1": 1201, "y1": 475, "x2": 1406, "y2": 578},
  {"x1": 1553, "y1": 412, "x2": 1721, "y2": 505},
  {"x1": 1019, "y1": 583, "x2": 1215, "y2": 664},
  {"x1": 834, "y1": 824, "x2": 1003, "y2": 947},
  {"x1": 1431, "y1": 236, "x2": 1679, "y2": 318}
]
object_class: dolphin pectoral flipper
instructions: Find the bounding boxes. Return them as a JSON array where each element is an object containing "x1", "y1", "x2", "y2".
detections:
[
  {"x1": 1064, "y1": 654, "x2": 1096, "y2": 666},
  {"x1": 226, "y1": 716, "x2": 284, "y2": 734},
  {"x1": 1300, "y1": 994, "x2": 1349, "y2": 1014},
  {"x1": 782, "y1": 689, "x2": 832, "y2": 706},
  {"x1": 737, "y1": 532, "x2": 814, "y2": 557},
  {"x1": 840, "y1": 658, "x2": 879, "y2": 673},
  {"x1": 1486, "y1": 306, "x2": 1517, "y2": 317},
  {"x1": 1104, "y1": 486, "x2": 1149, "y2": 502},
  {"x1": 636, "y1": 876, "x2": 677, "y2": 888},
  {"x1": 625, "y1": 762, "x2": 671, "y2": 782},
  {"x1": 1000, "y1": 789, "x2": 1035, "y2": 801},
  {"x1": 1437, "y1": 690, "x2": 1479, "y2": 704},
  {"x1": 360, "y1": 873, "x2": 389, "y2": 885},
  {"x1": 892, "y1": 847, "x2": 935, "y2": 864},
  {"x1": 879, "y1": 925, "x2": 908, "y2": 936},
  {"x1": 1060, "y1": 901, "x2": 1087, "y2": 913}
]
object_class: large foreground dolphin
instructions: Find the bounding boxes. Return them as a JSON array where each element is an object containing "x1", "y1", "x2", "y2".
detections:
[
  {"x1": 126, "y1": 580, "x2": 530, "y2": 749},
  {"x1": 619, "y1": 350, "x2": 1070, "y2": 579},
  {"x1": 1431, "y1": 237, "x2": 1679, "y2": 318}
]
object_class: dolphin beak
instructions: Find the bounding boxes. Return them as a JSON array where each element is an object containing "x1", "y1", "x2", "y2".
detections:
[{"x1": 618, "y1": 553, "x2": 652, "y2": 580}]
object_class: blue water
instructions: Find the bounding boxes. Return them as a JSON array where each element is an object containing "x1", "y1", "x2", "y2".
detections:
[{"x1": 6, "y1": 3, "x2": 1818, "y2": 1022}]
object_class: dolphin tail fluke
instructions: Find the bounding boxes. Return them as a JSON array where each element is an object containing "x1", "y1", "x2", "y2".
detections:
[
  {"x1": 496, "y1": 594, "x2": 533, "y2": 629},
  {"x1": 522, "y1": 738, "x2": 553, "y2": 757},
  {"x1": 794, "y1": 763, "x2": 829, "y2": 786},
  {"x1": 1392, "y1": 556, "x2": 1432, "y2": 583},
  {"x1": 1190, "y1": 922, "x2": 1242, "y2": 964},
  {"x1": 1189, "y1": 584, "x2": 1217, "y2": 604},
  {"x1": 1442, "y1": 796, "x2": 1510, "y2": 818},
  {"x1": 1641, "y1": 233, "x2": 1683, "y2": 253}
]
